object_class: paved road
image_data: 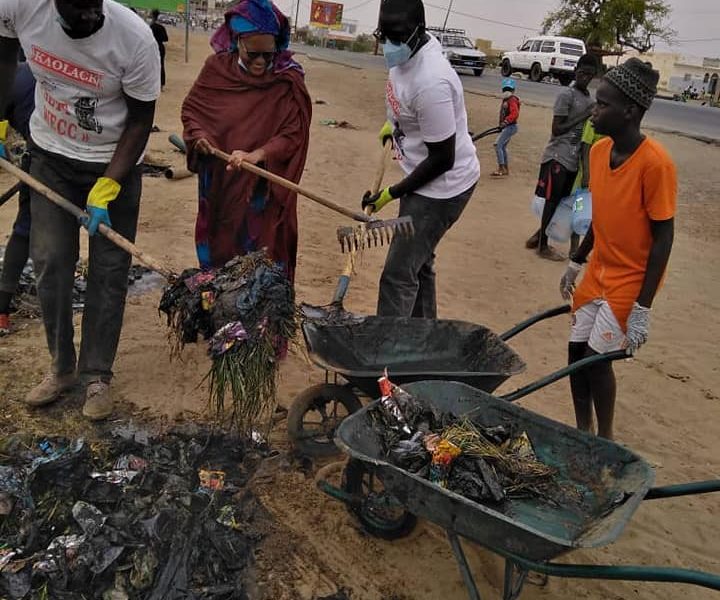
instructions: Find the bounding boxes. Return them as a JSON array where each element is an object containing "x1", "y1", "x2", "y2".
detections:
[{"x1": 292, "y1": 44, "x2": 720, "y2": 143}]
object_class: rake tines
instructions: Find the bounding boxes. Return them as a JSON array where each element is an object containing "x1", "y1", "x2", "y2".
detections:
[{"x1": 336, "y1": 216, "x2": 415, "y2": 253}]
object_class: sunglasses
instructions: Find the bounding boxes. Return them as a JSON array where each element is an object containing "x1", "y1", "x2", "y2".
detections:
[
  {"x1": 373, "y1": 25, "x2": 417, "y2": 45},
  {"x1": 240, "y1": 42, "x2": 277, "y2": 62}
]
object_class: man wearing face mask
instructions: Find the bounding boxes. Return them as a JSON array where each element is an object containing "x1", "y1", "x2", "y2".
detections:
[
  {"x1": 363, "y1": 0, "x2": 480, "y2": 319},
  {"x1": 0, "y1": 0, "x2": 160, "y2": 419}
]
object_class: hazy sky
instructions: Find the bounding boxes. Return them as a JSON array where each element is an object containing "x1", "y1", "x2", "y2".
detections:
[{"x1": 274, "y1": 0, "x2": 720, "y2": 58}]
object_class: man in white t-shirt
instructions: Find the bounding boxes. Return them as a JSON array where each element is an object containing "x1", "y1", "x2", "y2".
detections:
[
  {"x1": 0, "y1": 0, "x2": 160, "y2": 419},
  {"x1": 362, "y1": 0, "x2": 480, "y2": 318}
]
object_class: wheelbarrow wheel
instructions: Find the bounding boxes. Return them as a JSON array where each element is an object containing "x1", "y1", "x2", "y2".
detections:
[
  {"x1": 287, "y1": 384, "x2": 362, "y2": 458},
  {"x1": 343, "y1": 459, "x2": 417, "y2": 540}
]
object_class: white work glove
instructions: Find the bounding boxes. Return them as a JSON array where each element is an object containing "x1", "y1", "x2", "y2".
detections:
[
  {"x1": 560, "y1": 261, "x2": 583, "y2": 301},
  {"x1": 625, "y1": 302, "x2": 651, "y2": 355}
]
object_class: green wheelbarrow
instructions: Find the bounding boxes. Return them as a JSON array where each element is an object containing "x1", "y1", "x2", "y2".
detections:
[{"x1": 318, "y1": 355, "x2": 720, "y2": 599}]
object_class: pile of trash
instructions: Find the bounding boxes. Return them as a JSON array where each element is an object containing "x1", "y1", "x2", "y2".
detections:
[
  {"x1": 159, "y1": 251, "x2": 298, "y2": 434},
  {"x1": 0, "y1": 425, "x2": 270, "y2": 599},
  {"x1": 0, "y1": 247, "x2": 161, "y2": 316},
  {"x1": 370, "y1": 374, "x2": 578, "y2": 507}
]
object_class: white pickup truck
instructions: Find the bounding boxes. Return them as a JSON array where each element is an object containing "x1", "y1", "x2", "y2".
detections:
[
  {"x1": 429, "y1": 27, "x2": 487, "y2": 77},
  {"x1": 500, "y1": 35, "x2": 586, "y2": 85}
]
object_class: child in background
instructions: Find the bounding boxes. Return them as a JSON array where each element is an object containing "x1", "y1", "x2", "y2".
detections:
[{"x1": 491, "y1": 78, "x2": 520, "y2": 177}]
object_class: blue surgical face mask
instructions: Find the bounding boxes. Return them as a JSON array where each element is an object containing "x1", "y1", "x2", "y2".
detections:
[
  {"x1": 382, "y1": 26, "x2": 419, "y2": 69},
  {"x1": 383, "y1": 40, "x2": 412, "y2": 69}
]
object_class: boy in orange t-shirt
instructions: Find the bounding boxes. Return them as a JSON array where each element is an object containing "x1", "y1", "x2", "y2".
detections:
[{"x1": 559, "y1": 58, "x2": 676, "y2": 440}]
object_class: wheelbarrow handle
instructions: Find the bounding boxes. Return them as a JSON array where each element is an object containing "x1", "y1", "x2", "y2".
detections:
[
  {"x1": 504, "y1": 551, "x2": 720, "y2": 591},
  {"x1": 500, "y1": 349, "x2": 628, "y2": 403},
  {"x1": 645, "y1": 480, "x2": 720, "y2": 500},
  {"x1": 471, "y1": 126, "x2": 503, "y2": 142},
  {"x1": 499, "y1": 304, "x2": 571, "y2": 342}
]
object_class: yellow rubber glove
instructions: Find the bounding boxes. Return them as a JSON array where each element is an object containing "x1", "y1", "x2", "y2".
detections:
[
  {"x1": 379, "y1": 120, "x2": 393, "y2": 147},
  {"x1": 0, "y1": 120, "x2": 8, "y2": 160},
  {"x1": 85, "y1": 177, "x2": 121, "y2": 235},
  {"x1": 361, "y1": 186, "x2": 396, "y2": 214}
]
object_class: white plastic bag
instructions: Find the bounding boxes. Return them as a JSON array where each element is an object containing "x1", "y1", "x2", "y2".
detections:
[{"x1": 530, "y1": 195, "x2": 574, "y2": 242}]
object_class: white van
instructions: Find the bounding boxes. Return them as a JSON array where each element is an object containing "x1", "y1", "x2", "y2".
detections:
[{"x1": 500, "y1": 36, "x2": 586, "y2": 86}]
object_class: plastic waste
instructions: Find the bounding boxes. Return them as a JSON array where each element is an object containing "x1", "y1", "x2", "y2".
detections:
[
  {"x1": 531, "y1": 194, "x2": 575, "y2": 242},
  {"x1": 572, "y1": 188, "x2": 592, "y2": 235}
]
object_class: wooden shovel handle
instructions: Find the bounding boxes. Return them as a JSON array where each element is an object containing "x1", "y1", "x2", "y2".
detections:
[
  {"x1": 208, "y1": 146, "x2": 373, "y2": 223},
  {"x1": 0, "y1": 158, "x2": 176, "y2": 280}
]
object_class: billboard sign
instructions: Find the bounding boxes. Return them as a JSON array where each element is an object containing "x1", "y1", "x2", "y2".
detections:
[
  {"x1": 117, "y1": 0, "x2": 185, "y2": 11},
  {"x1": 310, "y1": 1, "x2": 344, "y2": 30}
]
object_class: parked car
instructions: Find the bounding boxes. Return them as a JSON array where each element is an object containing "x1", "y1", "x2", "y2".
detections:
[
  {"x1": 157, "y1": 13, "x2": 179, "y2": 26},
  {"x1": 429, "y1": 27, "x2": 487, "y2": 77},
  {"x1": 500, "y1": 36, "x2": 586, "y2": 85}
]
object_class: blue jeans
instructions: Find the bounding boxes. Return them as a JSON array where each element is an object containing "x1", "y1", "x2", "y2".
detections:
[{"x1": 494, "y1": 124, "x2": 517, "y2": 166}]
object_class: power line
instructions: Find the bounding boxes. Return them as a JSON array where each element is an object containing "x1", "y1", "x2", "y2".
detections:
[
  {"x1": 423, "y1": 2, "x2": 538, "y2": 31},
  {"x1": 343, "y1": 0, "x2": 377, "y2": 12}
]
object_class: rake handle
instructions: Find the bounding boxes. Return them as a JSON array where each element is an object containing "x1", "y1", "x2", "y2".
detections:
[
  {"x1": 208, "y1": 146, "x2": 372, "y2": 223},
  {"x1": 0, "y1": 157, "x2": 176, "y2": 280}
]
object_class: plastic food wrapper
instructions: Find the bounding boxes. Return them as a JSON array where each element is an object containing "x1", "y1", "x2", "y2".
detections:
[
  {"x1": 90, "y1": 455, "x2": 147, "y2": 486},
  {"x1": 198, "y1": 469, "x2": 225, "y2": 493},
  {"x1": 34, "y1": 534, "x2": 86, "y2": 574},
  {"x1": 429, "y1": 439, "x2": 462, "y2": 488},
  {"x1": 29, "y1": 438, "x2": 85, "y2": 474},
  {"x1": 377, "y1": 369, "x2": 412, "y2": 435},
  {"x1": 505, "y1": 431, "x2": 536, "y2": 459},
  {"x1": 72, "y1": 501, "x2": 107, "y2": 536},
  {"x1": 183, "y1": 270, "x2": 215, "y2": 293},
  {"x1": 423, "y1": 433, "x2": 441, "y2": 453},
  {"x1": 209, "y1": 321, "x2": 248, "y2": 357},
  {"x1": 114, "y1": 454, "x2": 148, "y2": 472},
  {"x1": 201, "y1": 290, "x2": 215, "y2": 311}
]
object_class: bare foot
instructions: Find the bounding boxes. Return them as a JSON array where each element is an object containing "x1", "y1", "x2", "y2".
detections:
[{"x1": 538, "y1": 246, "x2": 566, "y2": 261}]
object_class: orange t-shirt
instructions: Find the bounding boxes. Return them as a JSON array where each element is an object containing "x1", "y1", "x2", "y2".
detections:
[{"x1": 573, "y1": 137, "x2": 677, "y2": 329}]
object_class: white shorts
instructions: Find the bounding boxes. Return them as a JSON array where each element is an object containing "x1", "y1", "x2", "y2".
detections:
[{"x1": 570, "y1": 299, "x2": 626, "y2": 354}]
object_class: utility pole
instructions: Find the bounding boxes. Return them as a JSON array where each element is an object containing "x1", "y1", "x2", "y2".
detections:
[
  {"x1": 184, "y1": 0, "x2": 190, "y2": 63},
  {"x1": 294, "y1": 0, "x2": 301, "y2": 39},
  {"x1": 441, "y1": 0, "x2": 454, "y2": 31}
]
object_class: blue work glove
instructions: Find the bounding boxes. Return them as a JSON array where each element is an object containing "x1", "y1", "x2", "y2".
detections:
[
  {"x1": 84, "y1": 177, "x2": 121, "y2": 236},
  {"x1": 362, "y1": 186, "x2": 396, "y2": 214},
  {"x1": 0, "y1": 120, "x2": 8, "y2": 160}
]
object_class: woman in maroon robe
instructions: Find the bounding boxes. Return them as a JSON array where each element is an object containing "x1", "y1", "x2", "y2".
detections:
[{"x1": 181, "y1": 0, "x2": 311, "y2": 282}]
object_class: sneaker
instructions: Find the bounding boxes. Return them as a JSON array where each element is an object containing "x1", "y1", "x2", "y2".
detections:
[
  {"x1": 0, "y1": 314, "x2": 9, "y2": 336},
  {"x1": 24, "y1": 372, "x2": 78, "y2": 407},
  {"x1": 83, "y1": 381, "x2": 114, "y2": 421}
]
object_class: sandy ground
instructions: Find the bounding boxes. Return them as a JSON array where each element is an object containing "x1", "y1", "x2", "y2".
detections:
[{"x1": 1, "y1": 32, "x2": 719, "y2": 600}]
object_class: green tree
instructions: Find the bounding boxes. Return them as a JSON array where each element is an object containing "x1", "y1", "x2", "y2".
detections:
[{"x1": 542, "y1": 0, "x2": 675, "y2": 53}]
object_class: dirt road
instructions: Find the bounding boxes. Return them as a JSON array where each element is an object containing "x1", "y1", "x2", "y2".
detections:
[{"x1": 1, "y1": 33, "x2": 718, "y2": 600}]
